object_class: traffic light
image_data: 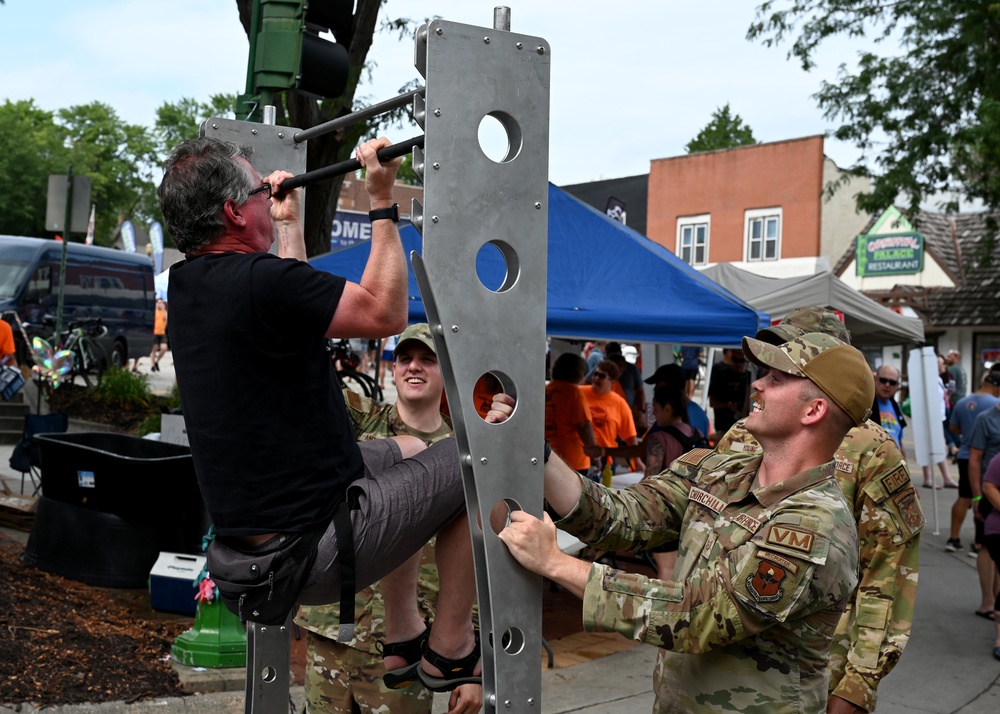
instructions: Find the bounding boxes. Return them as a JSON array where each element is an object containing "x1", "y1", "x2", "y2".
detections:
[{"x1": 251, "y1": 0, "x2": 354, "y2": 100}]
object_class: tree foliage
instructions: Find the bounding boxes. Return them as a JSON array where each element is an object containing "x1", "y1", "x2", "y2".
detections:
[
  {"x1": 57, "y1": 102, "x2": 160, "y2": 242},
  {"x1": 0, "y1": 100, "x2": 158, "y2": 247},
  {"x1": 154, "y1": 95, "x2": 236, "y2": 156},
  {"x1": 0, "y1": 100, "x2": 70, "y2": 238},
  {"x1": 2, "y1": 2, "x2": 416, "y2": 256},
  {"x1": 748, "y1": 0, "x2": 1000, "y2": 238},
  {"x1": 685, "y1": 103, "x2": 758, "y2": 153}
]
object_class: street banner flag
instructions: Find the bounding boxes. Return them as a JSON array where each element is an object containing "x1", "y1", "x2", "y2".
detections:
[
  {"x1": 606, "y1": 196, "x2": 627, "y2": 224},
  {"x1": 84, "y1": 204, "x2": 96, "y2": 245},
  {"x1": 149, "y1": 221, "x2": 164, "y2": 274},
  {"x1": 120, "y1": 220, "x2": 136, "y2": 253}
]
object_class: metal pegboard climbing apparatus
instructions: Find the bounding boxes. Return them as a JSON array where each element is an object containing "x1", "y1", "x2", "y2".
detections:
[
  {"x1": 411, "y1": 9, "x2": 550, "y2": 713},
  {"x1": 198, "y1": 7, "x2": 550, "y2": 713}
]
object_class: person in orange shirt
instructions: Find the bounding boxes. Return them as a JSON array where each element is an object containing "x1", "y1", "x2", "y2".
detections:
[
  {"x1": 0, "y1": 318, "x2": 18, "y2": 369},
  {"x1": 147, "y1": 299, "x2": 169, "y2": 372},
  {"x1": 545, "y1": 353, "x2": 598, "y2": 476},
  {"x1": 583, "y1": 359, "x2": 642, "y2": 473}
]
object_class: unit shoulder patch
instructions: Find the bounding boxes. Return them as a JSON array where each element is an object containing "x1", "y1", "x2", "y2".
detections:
[
  {"x1": 892, "y1": 487, "x2": 925, "y2": 534},
  {"x1": 746, "y1": 558, "x2": 788, "y2": 602}
]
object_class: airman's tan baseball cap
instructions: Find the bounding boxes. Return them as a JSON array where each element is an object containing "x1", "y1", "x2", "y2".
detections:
[{"x1": 742, "y1": 332, "x2": 874, "y2": 426}]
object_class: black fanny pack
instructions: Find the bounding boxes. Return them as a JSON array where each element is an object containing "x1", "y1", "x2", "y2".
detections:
[
  {"x1": 207, "y1": 500, "x2": 356, "y2": 633},
  {"x1": 208, "y1": 525, "x2": 325, "y2": 626}
]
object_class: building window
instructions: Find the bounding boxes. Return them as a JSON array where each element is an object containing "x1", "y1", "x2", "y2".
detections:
[
  {"x1": 677, "y1": 215, "x2": 709, "y2": 266},
  {"x1": 744, "y1": 208, "x2": 781, "y2": 262}
]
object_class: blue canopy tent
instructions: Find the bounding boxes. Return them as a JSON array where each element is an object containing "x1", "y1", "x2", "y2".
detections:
[{"x1": 310, "y1": 183, "x2": 768, "y2": 345}]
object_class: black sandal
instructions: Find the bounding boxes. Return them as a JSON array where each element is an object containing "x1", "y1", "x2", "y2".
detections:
[
  {"x1": 417, "y1": 630, "x2": 482, "y2": 692},
  {"x1": 377, "y1": 623, "x2": 430, "y2": 690}
]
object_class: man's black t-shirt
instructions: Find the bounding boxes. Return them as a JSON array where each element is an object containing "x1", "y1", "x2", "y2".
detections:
[{"x1": 170, "y1": 252, "x2": 361, "y2": 537}]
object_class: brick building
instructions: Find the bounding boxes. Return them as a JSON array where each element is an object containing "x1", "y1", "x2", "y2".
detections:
[{"x1": 646, "y1": 135, "x2": 870, "y2": 277}]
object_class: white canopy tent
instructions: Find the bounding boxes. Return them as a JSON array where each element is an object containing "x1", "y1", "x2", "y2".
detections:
[{"x1": 699, "y1": 264, "x2": 925, "y2": 347}]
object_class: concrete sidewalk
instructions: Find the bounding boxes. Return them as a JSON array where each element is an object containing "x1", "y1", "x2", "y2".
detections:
[{"x1": 0, "y1": 523, "x2": 996, "y2": 713}]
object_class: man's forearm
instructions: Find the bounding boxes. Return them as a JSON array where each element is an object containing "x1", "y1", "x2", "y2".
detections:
[
  {"x1": 969, "y1": 449, "x2": 983, "y2": 497},
  {"x1": 275, "y1": 220, "x2": 307, "y2": 261},
  {"x1": 355, "y1": 138, "x2": 407, "y2": 330},
  {"x1": 543, "y1": 451, "x2": 585, "y2": 517},
  {"x1": 357, "y1": 214, "x2": 408, "y2": 327},
  {"x1": 984, "y1": 482, "x2": 1000, "y2": 511}
]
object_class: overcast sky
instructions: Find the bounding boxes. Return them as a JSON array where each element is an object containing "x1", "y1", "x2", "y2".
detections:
[{"x1": 1, "y1": 0, "x2": 884, "y2": 186}]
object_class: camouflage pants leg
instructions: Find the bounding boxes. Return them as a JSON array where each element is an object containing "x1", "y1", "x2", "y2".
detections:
[{"x1": 304, "y1": 631, "x2": 434, "y2": 714}]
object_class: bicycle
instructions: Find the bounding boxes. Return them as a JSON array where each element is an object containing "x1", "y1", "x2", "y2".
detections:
[
  {"x1": 38, "y1": 315, "x2": 109, "y2": 388},
  {"x1": 329, "y1": 338, "x2": 383, "y2": 402}
]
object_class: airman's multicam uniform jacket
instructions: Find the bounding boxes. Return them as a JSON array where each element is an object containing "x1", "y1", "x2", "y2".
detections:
[
  {"x1": 295, "y1": 392, "x2": 452, "y2": 711},
  {"x1": 558, "y1": 449, "x2": 859, "y2": 714},
  {"x1": 716, "y1": 418, "x2": 923, "y2": 711}
]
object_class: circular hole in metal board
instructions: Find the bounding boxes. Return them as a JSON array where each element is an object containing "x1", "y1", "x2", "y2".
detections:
[
  {"x1": 475, "y1": 240, "x2": 519, "y2": 293},
  {"x1": 474, "y1": 370, "x2": 516, "y2": 423},
  {"x1": 478, "y1": 111, "x2": 522, "y2": 163},
  {"x1": 500, "y1": 627, "x2": 525, "y2": 655},
  {"x1": 489, "y1": 497, "x2": 522, "y2": 535}
]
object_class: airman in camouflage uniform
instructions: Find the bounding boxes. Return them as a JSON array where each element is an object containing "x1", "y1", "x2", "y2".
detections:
[
  {"x1": 716, "y1": 307, "x2": 924, "y2": 712},
  {"x1": 559, "y1": 448, "x2": 859, "y2": 713},
  {"x1": 296, "y1": 323, "x2": 465, "y2": 714},
  {"x1": 500, "y1": 332, "x2": 874, "y2": 714}
]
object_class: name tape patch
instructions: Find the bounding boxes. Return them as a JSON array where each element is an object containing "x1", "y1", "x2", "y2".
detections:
[
  {"x1": 689, "y1": 487, "x2": 726, "y2": 514},
  {"x1": 765, "y1": 524, "x2": 815, "y2": 554},
  {"x1": 732, "y1": 513, "x2": 762, "y2": 534},
  {"x1": 834, "y1": 458, "x2": 854, "y2": 474}
]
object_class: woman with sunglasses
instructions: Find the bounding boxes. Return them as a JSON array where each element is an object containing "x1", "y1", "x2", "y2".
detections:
[{"x1": 582, "y1": 359, "x2": 643, "y2": 476}]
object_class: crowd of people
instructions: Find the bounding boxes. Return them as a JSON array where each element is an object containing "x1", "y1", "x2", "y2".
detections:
[
  {"x1": 869, "y1": 352, "x2": 1000, "y2": 662},
  {"x1": 154, "y1": 133, "x2": 1000, "y2": 714}
]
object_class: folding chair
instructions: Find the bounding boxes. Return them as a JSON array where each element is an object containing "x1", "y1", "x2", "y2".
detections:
[{"x1": 9, "y1": 412, "x2": 69, "y2": 496}]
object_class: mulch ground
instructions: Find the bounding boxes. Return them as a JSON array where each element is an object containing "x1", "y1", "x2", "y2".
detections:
[{"x1": 0, "y1": 534, "x2": 192, "y2": 708}]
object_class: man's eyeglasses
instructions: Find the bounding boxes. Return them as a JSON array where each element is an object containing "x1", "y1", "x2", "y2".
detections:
[
  {"x1": 878, "y1": 377, "x2": 899, "y2": 387},
  {"x1": 248, "y1": 182, "x2": 272, "y2": 200},
  {"x1": 593, "y1": 371, "x2": 609, "y2": 380}
]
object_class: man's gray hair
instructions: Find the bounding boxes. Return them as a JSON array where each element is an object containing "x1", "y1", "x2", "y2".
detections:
[{"x1": 157, "y1": 138, "x2": 257, "y2": 254}]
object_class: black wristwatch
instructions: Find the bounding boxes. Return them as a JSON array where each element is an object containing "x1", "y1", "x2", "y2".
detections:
[{"x1": 368, "y1": 203, "x2": 400, "y2": 223}]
